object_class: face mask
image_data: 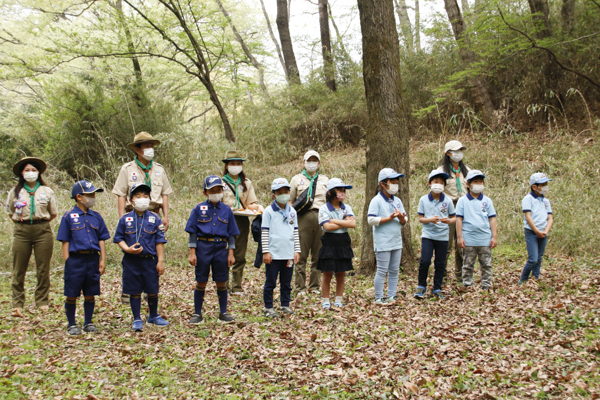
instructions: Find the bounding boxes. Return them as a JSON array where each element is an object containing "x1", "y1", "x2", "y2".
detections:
[
  {"x1": 82, "y1": 196, "x2": 96, "y2": 208},
  {"x1": 275, "y1": 194, "x2": 290, "y2": 204},
  {"x1": 141, "y1": 148, "x2": 154, "y2": 161},
  {"x1": 430, "y1": 183, "x2": 444, "y2": 194},
  {"x1": 538, "y1": 186, "x2": 549, "y2": 195},
  {"x1": 336, "y1": 192, "x2": 346, "y2": 202},
  {"x1": 228, "y1": 166, "x2": 243, "y2": 176},
  {"x1": 23, "y1": 172, "x2": 39, "y2": 183},
  {"x1": 450, "y1": 151, "x2": 464, "y2": 163},
  {"x1": 305, "y1": 162, "x2": 319, "y2": 173},
  {"x1": 133, "y1": 198, "x2": 150, "y2": 211},
  {"x1": 385, "y1": 183, "x2": 399, "y2": 195},
  {"x1": 208, "y1": 193, "x2": 224, "y2": 203},
  {"x1": 470, "y1": 184, "x2": 485, "y2": 194}
]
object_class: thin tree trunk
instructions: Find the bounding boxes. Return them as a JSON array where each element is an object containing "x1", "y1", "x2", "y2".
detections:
[
  {"x1": 318, "y1": 0, "x2": 336, "y2": 91},
  {"x1": 528, "y1": 0, "x2": 552, "y2": 38},
  {"x1": 259, "y1": 0, "x2": 287, "y2": 79},
  {"x1": 112, "y1": 0, "x2": 144, "y2": 100},
  {"x1": 357, "y1": 0, "x2": 415, "y2": 275},
  {"x1": 393, "y1": 0, "x2": 414, "y2": 53},
  {"x1": 276, "y1": 0, "x2": 301, "y2": 84},
  {"x1": 561, "y1": 0, "x2": 575, "y2": 33},
  {"x1": 328, "y1": 4, "x2": 352, "y2": 63},
  {"x1": 414, "y1": 0, "x2": 421, "y2": 51}
]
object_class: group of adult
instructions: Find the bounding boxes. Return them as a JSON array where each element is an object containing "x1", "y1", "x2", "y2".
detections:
[{"x1": 7, "y1": 132, "x2": 470, "y2": 313}]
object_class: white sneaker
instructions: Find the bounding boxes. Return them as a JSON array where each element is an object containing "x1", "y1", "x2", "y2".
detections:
[
  {"x1": 232, "y1": 291, "x2": 244, "y2": 296},
  {"x1": 386, "y1": 295, "x2": 398, "y2": 304},
  {"x1": 374, "y1": 297, "x2": 388, "y2": 305},
  {"x1": 296, "y1": 291, "x2": 307, "y2": 297}
]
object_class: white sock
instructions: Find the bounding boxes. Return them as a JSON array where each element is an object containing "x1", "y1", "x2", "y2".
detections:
[
  {"x1": 335, "y1": 296, "x2": 343, "y2": 303},
  {"x1": 322, "y1": 298, "x2": 330, "y2": 304}
]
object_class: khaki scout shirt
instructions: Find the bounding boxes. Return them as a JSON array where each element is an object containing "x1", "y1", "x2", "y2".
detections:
[
  {"x1": 6, "y1": 186, "x2": 58, "y2": 221},
  {"x1": 437, "y1": 165, "x2": 469, "y2": 203},
  {"x1": 112, "y1": 160, "x2": 174, "y2": 209},
  {"x1": 222, "y1": 178, "x2": 258, "y2": 211},
  {"x1": 289, "y1": 173, "x2": 329, "y2": 210}
]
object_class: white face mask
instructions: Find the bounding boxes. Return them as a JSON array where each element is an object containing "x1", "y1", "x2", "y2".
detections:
[
  {"x1": 23, "y1": 171, "x2": 39, "y2": 183},
  {"x1": 133, "y1": 198, "x2": 150, "y2": 211},
  {"x1": 141, "y1": 148, "x2": 154, "y2": 161},
  {"x1": 430, "y1": 183, "x2": 444, "y2": 194},
  {"x1": 470, "y1": 184, "x2": 485, "y2": 194},
  {"x1": 275, "y1": 194, "x2": 290, "y2": 204},
  {"x1": 450, "y1": 151, "x2": 464, "y2": 163},
  {"x1": 208, "y1": 193, "x2": 223, "y2": 203},
  {"x1": 386, "y1": 183, "x2": 399, "y2": 195},
  {"x1": 305, "y1": 161, "x2": 319, "y2": 173},
  {"x1": 538, "y1": 186, "x2": 549, "y2": 195},
  {"x1": 82, "y1": 196, "x2": 96, "y2": 208},
  {"x1": 228, "y1": 166, "x2": 243, "y2": 176}
]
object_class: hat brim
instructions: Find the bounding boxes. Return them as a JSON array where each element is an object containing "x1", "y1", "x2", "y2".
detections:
[
  {"x1": 127, "y1": 139, "x2": 161, "y2": 149},
  {"x1": 13, "y1": 157, "x2": 47, "y2": 177},
  {"x1": 533, "y1": 178, "x2": 552, "y2": 184},
  {"x1": 222, "y1": 158, "x2": 247, "y2": 163},
  {"x1": 272, "y1": 184, "x2": 291, "y2": 191},
  {"x1": 204, "y1": 183, "x2": 225, "y2": 190},
  {"x1": 381, "y1": 173, "x2": 404, "y2": 181},
  {"x1": 328, "y1": 184, "x2": 353, "y2": 190},
  {"x1": 129, "y1": 184, "x2": 151, "y2": 197},
  {"x1": 429, "y1": 172, "x2": 450, "y2": 180},
  {"x1": 468, "y1": 174, "x2": 485, "y2": 181},
  {"x1": 72, "y1": 187, "x2": 104, "y2": 199}
]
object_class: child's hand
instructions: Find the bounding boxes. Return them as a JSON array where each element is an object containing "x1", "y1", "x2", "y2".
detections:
[
  {"x1": 228, "y1": 252, "x2": 235, "y2": 267},
  {"x1": 430, "y1": 215, "x2": 441, "y2": 224},
  {"x1": 126, "y1": 243, "x2": 143, "y2": 254},
  {"x1": 156, "y1": 260, "x2": 165, "y2": 276},
  {"x1": 536, "y1": 230, "x2": 547, "y2": 239},
  {"x1": 188, "y1": 254, "x2": 197, "y2": 267},
  {"x1": 490, "y1": 237, "x2": 498, "y2": 249},
  {"x1": 457, "y1": 237, "x2": 466, "y2": 248},
  {"x1": 99, "y1": 260, "x2": 106, "y2": 275},
  {"x1": 294, "y1": 252, "x2": 300, "y2": 264},
  {"x1": 440, "y1": 217, "x2": 450, "y2": 224},
  {"x1": 263, "y1": 252, "x2": 272, "y2": 265}
]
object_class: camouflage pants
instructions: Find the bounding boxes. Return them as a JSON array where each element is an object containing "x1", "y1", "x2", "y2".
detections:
[{"x1": 462, "y1": 246, "x2": 493, "y2": 288}]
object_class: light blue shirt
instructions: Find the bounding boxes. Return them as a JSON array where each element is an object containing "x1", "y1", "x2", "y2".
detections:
[
  {"x1": 456, "y1": 193, "x2": 497, "y2": 247},
  {"x1": 367, "y1": 191, "x2": 405, "y2": 252},
  {"x1": 522, "y1": 192, "x2": 552, "y2": 231},
  {"x1": 418, "y1": 193, "x2": 456, "y2": 241},
  {"x1": 318, "y1": 202, "x2": 354, "y2": 233},
  {"x1": 261, "y1": 202, "x2": 299, "y2": 260}
]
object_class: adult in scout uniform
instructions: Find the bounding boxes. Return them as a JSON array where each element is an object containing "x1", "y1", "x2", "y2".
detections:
[
  {"x1": 289, "y1": 150, "x2": 329, "y2": 295},
  {"x1": 437, "y1": 140, "x2": 470, "y2": 285},
  {"x1": 112, "y1": 132, "x2": 173, "y2": 230},
  {"x1": 6, "y1": 157, "x2": 58, "y2": 315},
  {"x1": 221, "y1": 150, "x2": 264, "y2": 295}
]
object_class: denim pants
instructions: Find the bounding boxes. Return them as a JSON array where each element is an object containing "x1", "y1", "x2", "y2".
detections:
[
  {"x1": 520, "y1": 229, "x2": 548, "y2": 281},
  {"x1": 374, "y1": 249, "x2": 402, "y2": 299},
  {"x1": 418, "y1": 238, "x2": 448, "y2": 292},
  {"x1": 264, "y1": 260, "x2": 293, "y2": 308}
]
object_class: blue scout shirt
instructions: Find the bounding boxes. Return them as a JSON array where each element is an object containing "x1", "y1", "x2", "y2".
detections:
[
  {"x1": 455, "y1": 193, "x2": 497, "y2": 247},
  {"x1": 56, "y1": 205, "x2": 111, "y2": 252},
  {"x1": 318, "y1": 202, "x2": 354, "y2": 233},
  {"x1": 367, "y1": 191, "x2": 406, "y2": 252},
  {"x1": 261, "y1": 201, "x2": 298, "y2": 260},
  {"x1": 522, "y1": 192, "x2": 552, "y2": 231},
  {"x1": 185, "y1": 200, "x2": 240, "y2": 239},
  {"x1": 114, "y1": 210, "x2": 167, "y2": 256},
  {"x1": 418, "y1": 193, "x2": 456, "y2": 241}
]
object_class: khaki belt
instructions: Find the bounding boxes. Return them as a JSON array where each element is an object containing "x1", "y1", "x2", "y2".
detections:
[
  {"x1": 198, "y1": 237, "x2": 227, "y2": 242},
  {"x1": 14, "y1": 219, "x2": 48, "y2": 225}
]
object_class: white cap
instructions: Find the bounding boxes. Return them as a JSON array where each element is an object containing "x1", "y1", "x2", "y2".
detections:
[
  {"x1": 303, "y1": 150, "x2": 321, "y2": 161},
  {"x1": 444, "y1": 140, "x2": 467, "y2": 153}
]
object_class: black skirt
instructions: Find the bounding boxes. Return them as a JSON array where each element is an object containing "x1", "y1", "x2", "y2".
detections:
[{"x1": 317, "y1": 232, "x2": 354, "y2": 272}]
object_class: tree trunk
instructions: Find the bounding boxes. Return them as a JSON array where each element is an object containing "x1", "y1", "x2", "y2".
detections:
[
  {"x1": 328, "y1": 4, "x2": 353, "y2": 64},
  {"x1": 528, "y1": 0, "x2": 552, "y2": 38},
  {"x1": 414, "y1": 0, "x2": 421, "y2": 51},
  {"x1": 276, "y1": 0, "x2": 301, "y2": 84},
  {"x1": 259, "y1": 0, "x2": 287, "y2": 79},
  {"x1": 561, "y1": 0, "x2": 575, "y2": 33},
  {"x1": 393, "y1": 0, "x2": 414, "y2": 53},
  {"x1": 318, "y1": 0, "x2": 336, "y2": 91},
  {"x1": 357, "y1": 0, "x2": 415, "y2": 275}
]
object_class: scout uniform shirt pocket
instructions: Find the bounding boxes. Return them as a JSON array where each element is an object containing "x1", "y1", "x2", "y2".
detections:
[
  {"x1": 69, "y1": 215, "x2": 87, "y2": 248},
  {"x1": 217, "y1": 217, "x2": 229, "y2": 224}
]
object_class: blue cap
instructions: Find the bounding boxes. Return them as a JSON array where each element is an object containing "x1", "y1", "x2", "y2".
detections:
[
  {"x1": 203, "y1": 175, "x2": 224, "y2": 190},
  {"x1": 129, "y1": 183, "x2": 151, "y2": 198},
  {"x1": 378, "y1": 168, "x2": 404, "y2": 182},
  {"x1": 428, "y1": 170, "x2": 449, "y2": 182},
  {"x1": 71, "y1": 180, "x2": 104, "y2": 199},
  {"x1": 466, "y1": 170, "x2": 485, "y2": 182},
  {"x1": 326, "y1": 178, "x2": 352, "y2": 191},
  {"x1": 271, "y1": 178, "x2": 291, "y2": 191},
  {"x1": 530, "y1": 172, "x2": 552, "y2": 186}
]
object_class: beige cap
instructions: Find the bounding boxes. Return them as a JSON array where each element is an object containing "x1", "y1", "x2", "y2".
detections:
[
  {"x1": 127, "y1": 132, "x2": 161, "y2": 149},
  {"x1": 303, "y1": 150, "x2": 321, "y2": 161},
  {"x1": 444, "y1": 140, "x2": 467, "y2": 153}
]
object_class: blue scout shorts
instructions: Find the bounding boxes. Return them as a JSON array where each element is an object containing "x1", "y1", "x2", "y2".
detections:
[
  {"x1": 195, "y1": 240, "x2": 229, "y2": 282},
  {"x1": 122, "y1": 253, "x2": 159, "y2": 295},
  {"x1": 64, "y1": 252, "x2": 101, "y2": 298}
]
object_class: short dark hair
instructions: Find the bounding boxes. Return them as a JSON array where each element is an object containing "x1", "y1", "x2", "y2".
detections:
[{"x1": 130, "y1": 186, "x2": 151, "y2": 199}]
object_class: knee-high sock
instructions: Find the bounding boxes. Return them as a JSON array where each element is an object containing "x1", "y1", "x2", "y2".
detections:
[
  {"x1": 148, "y1": 294, "x2": 158, "y2": 318},
  {"x1": 83, "y1": 298, "x2": 95, "y2": 325},
  {"x1": 194, "y1": 285, "x2": 205, "y2": 315},
  {"x1": 130, "y1": 294, "x2": 141, "y2": 320},
  {"x1": 216, "y1": 286, "x2": 228, "y2": 314},
  {"x1": 65, "y1": 298, "x2": 77, "y2": 326}
]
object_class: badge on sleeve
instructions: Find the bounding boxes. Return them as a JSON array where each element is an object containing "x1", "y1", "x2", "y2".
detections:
[
  {"x1": 149, "y1": 216, "x2": 156, "y2": 224},
  {"x1": 131, "y1": 172, "x2": 138, "y2": 181}
]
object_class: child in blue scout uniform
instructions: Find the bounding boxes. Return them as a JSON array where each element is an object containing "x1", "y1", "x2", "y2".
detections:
[
  {"x1": 186, "y1": 175, "x2": 239, "y2": 325},
  {"x1": 519, "y1": 173, "x2": 554, "y2": 284},
  {"x1": 261, "y1": 178, "x2": 301, "y2": 318},
  {"x1": 317, "y1": 178, "x2": 356, "y2": 309},
  {"x1": 367, "y1": 168, "x2": 407, "y2": 305},
  {"x1": 57, "y1": 181, "x2": 110, "y2": 335},
  {"x1": 456, "y1": 170, "x2": 498, "y2": 290},
  {"x1": 414, "y1": 170, "x2": 456, "y2": 300},
  {"x1": 114, "y1": 183, "x2": 169, "y2": 332}
]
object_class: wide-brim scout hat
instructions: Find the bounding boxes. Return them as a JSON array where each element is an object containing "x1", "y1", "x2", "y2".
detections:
[
  {"x1": 13, "y1": 157, "x2": 47, "y2": 177},
  {"x1": 71, "y1": 180, "x2": 104, "y2": 199},
  {"x1": 428, "y1": 170, "x2": 450, "y2": 182},
  {"x1": 204, "y1": 175, "x2": 224, "y2": 190},
  {"x1": 271, "y1": 178, "x2": 291, "y2": 191},
  {"x1": 444, "y1": 140, "x2": 467, "y2": 153},
  {"x1": 378, "y1": 168, "x2": 404, "y2": 182},
  {"x1": 222, "y1": 150, "x2": 246, "y2": 163},
  {"x1": 466, "y1": 169, "x2": 485, "y2": 182},
  {"x1": 530, "y1": 173, "x2": 552, "y2": 186},
  {"x1": 127, "y1": 132, "x2": 161, "y2": 149},
  {"x1": 326, "y1": 178, "x2": 352, "y2": 191},
  {"x1": 129, "y1": 183, "x2": 151, "y2": 198}
]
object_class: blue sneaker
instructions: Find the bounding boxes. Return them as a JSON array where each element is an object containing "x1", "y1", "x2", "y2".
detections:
[
  {"x1": 131, "y1": 319, "x2": 143, "y2": 332},
  {"x1": 414, "y1": 286, "x2": 426, "y2": 299},
  {"x1": 147, "y1": 315, "x2": 170, "y2": 326},
  {"x1": 433, "y1": 290, "x2": 445, "y2": 299}
]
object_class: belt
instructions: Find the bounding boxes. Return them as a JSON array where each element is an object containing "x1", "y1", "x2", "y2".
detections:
[
  {"x1": 70, "y1": 251, "x2": 99, "y2": 255},
  {"x1": 126, "y1": 253, "x2": 156, "y2": 259},
  {"x1": 198, "y1": 237, "x2": 227, "y2": 242},
  {"x1": 14, "y1": 219, "x2": 48, "y2": 225}
]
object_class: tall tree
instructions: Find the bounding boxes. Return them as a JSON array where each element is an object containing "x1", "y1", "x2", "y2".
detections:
[
  {"x1": 276, "y1": 0, "x2": 301, "y2": 84},
  {"x1": 357, "y1": 0, "x2": 414, "y2": 274},
  {"x1": 394, "y1": 0, "x2": 414, "y2": 53},
  {"x1": 414, "y1": 0, "x2": 421, "y2": 50},
  {"x1": 259, "y1": 0, "x2": 287, "y2": 79},
  {"x1": 318, "y1": 0, "x2": 336, "y2": 91},
  {"x1": 528, "y1": 0, "x2": 552, "y2": 38},
  {"x1": 561, "y1": 0, "x2": 575, "y2": 33},
  {"x1": 110, "y1": 0, "x2": 143, "y2": 88}
]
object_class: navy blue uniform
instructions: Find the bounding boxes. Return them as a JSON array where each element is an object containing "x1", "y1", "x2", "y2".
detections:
[
  {"x1": 57, "y1": 206, "x2": 110, "y2": 297},
  {"x1": 114, "y1": 210, "x2": 167, "y2": 294},
  {"x1": 185, "y1": 200, "x2": 239, "y2": 282}
]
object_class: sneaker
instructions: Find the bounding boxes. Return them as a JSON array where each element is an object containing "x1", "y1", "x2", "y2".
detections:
[
  {"x1": 263, "y1": 308, "x2": 279, "y2": 318},
  {"x1": 131, "y1": 319, "x2": 143, "y2": 332},
  {"x1": 280, "y1": 306, "x2": 294, "y2": 315},
  {"x1": 414, "y1": 287, "x2": 426, "y2": 299},
  {"x1": 83, "y1": 323, "x2": 98, "y2": 333},
  {"x1": 386, "y1": 295, "x2": 398, "y2": 304},
  {"x1": 433, "y1": 290, "x2": 445, "y2": 299},
  {"x1": 218, "y1": 312, "x2": 235, "y2": 324},
  {"x1": 481, "y1": 286, "x2": 491, "y2": 291},
  {"x1": 189, "y1": 314, "x2": 203, "y2": 325},
  {"x1": 333, "y1": 301, "x2": 343, "y2": 308},
  {"x1": 518, "y1": 280, "x2": 527, "y2": 285},
  {"x1": 322, "y1": 301, "x2": 331, "y2": 310},
  {"x1": 374, "y1": 297, "x2": 388, "y2": 305},
  {"x1": 67, "y1": 325, "x2": 82, "y2": 336},
  {"x1": 296, "y1": 290, "x2": 307, "y2": 297},
  {"x1": 232, "y1": 291, "x2": 244, "y2": 296},
  {"x1": 147, "y1": 315, "x2": 170, "y2": 326},
  {"x1": 309, "y1": 290, "x2": 321, "y2": 295}
]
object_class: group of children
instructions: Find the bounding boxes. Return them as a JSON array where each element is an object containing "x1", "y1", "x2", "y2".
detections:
[{"x1": 57, "y1": 163, "x2": 554, "y2": 335}]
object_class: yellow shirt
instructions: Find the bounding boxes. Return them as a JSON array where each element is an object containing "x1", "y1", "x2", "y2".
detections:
[
  {"x1": 6, "y1": 186, "x2": 58, "y2": 221},
  {"x1": 112, "y1": 160, "x2": 174, "y2": 209},
  {"x1": 436, "y1": 165, "x2": 469, "y2": 203},
  {"x1": 289, "y1": 173, "x2": 329, "y2": 210},
  {"x1": 222, "y1": 178, "x2": 258, "y2": 211}
]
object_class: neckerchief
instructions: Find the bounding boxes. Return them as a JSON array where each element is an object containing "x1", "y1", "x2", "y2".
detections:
[
  {"x1": 24, "y1": 181, "x2": 41, "y2": 223},
  {"x1": 272, "y1": 200, "x2": 291, "y2": 221},
  {"x1": 135, "y1": 157, "x2": 153, "y2": 189},
  {"x1": 450, "y1": 165, "x2": 462, "y2": 195},
  {"x1": 301, "y1": 169, "x2": 318, "y2": 200},
  {"x1": 223, "y1": 174, "x2": 242, "y2": 209}
]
